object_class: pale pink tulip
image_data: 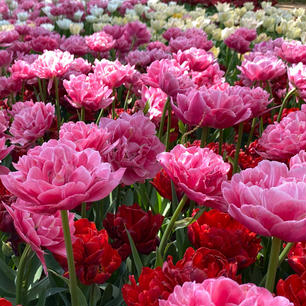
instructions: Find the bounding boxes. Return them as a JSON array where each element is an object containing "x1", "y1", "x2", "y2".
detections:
[
  {"x1": 5, "y1": 200, "x2": 75, "y2": 274},
  {"x1": 157, "y1": 145, "x2": 230, "y2": 211},
  {"x1": 100, "y1": 112, "x2": 164, "y2": 185},
  {"x1": 9, "y1": 101, "x2": 55, "y2": 146},
  {"x1": 1, "y1": 139, "x2": 125, "y2": 214},
  {"x1": 159, "y1": 278, "x2": 293, "y2": 306},
  {"x1": 222, "y1": 160, "x2": 306, "y2": 241},
  {"x1": 63, "y1": 73, "x2": 113, "y2": 111}
]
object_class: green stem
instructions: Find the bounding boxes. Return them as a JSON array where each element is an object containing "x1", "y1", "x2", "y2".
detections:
[
  {"x1": 225, "y1": 48, "x2": 234, "y2": 80},
  {"x1": 96, "y1": 108, "x2": 104, "y2": 125},
  {"x1": 81, "y1": 203, "x2": 86, "y2": 218},
  {"x1": 259, "y1": 116, "x2": 264, "y2": 137},
  {"x1": 16, "y1": 244, "x2": 32, "y2": 305},
  {"x1": 37, "y1": 78, "x2": 45, "y2": 101},
  {"x1": 247, "y1": 117, "x2": 257, "y2": 146},
  {"x1": 260, "y1": 242, "x2": 294, "y2": 286},
  {"x1": 158, "y1": 98, "x2": 170, "y2": 140},
  {"x1": 277, "y1": 88, "x2": 296, "y2": 123},
  {"x1": 54, "y1": 77, "x2": 61, "y2": 130},
  {"x1": 165, "y1": 102, "x2": 172, "y2": 152},
  {"x1": 112, "y1": 100, "x2": 116, "y2": 119},
  {"x1": 200, "y1": 126, "x2": 208, "y2": 148},
  {"x1": 265, "y1": 237, "x2": 281, "y2": 292},
  {"x1": 80, "y1": 107, "x2": 85, "y2": 122},
  {"x1": 89, "y1": 284, "x2": 95, "y2": 306},
  {"x1": 123, "y1": 85, "x2": 132, "y2": 110},
  {"x1": 158, "y1": 194, "x2": 188, "y2": 260},
  {"x1": 21, "y1": 81, "x2": 25, "y2": 102},
  {"x1": 233, "y1": 122, "x2": 244, "y2": 174},
  {"x1": 218, "y1": 129, "x2": 223, "y2": 155},
  {"x1": 279, "y1": 242, "x2": 293, "y2": 265},
  {"x1": 61, "y1": 210, "x2": 79, "y2": 306}
]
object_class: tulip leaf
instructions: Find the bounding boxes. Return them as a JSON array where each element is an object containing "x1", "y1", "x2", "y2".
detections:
[
  {"x1": 124, "y1": 225, "x2": 143, "y2": 278},
  {"x1": 174, "y1": 217, "x2": 193, "y2": 230},
  {"x1": 178, "y1": 120, "x2": 186, "y2": 134},
  {"x1": 143, "y1": 99, "x2": 150, "y2": 115},
  {"x1": 48, "y1": 269, "x2": 88, "y2": 306},
  {"x1": 0, "y1": 256, "x2": 16, "y2": 281}
]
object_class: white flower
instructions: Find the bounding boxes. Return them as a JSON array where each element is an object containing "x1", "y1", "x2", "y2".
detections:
[
  {"x1": 40, "y1": 23, "x2": 55, "y2": 32},
  {"x1": 90, "y1": 5, "x2": 104, "y2": 17},
  {"x1": 56, "y1": 18, "x2": 72, "y2": 30},
  {"x1": 17, "y1": 11, "x2": 29, "y2": 22},
  {"x1": 221, "y1": 27, "x2": 236, "y2": 40},
  {"x1": 243, "y1": 2, "x2": 254, "y2": 10},
  {"x1": 74, "y1": 10, "x2": 84, "y2": 21},
  {"x1": 216, "y1": 2, "x2": 231, "y2": 12},
  {"x1": 85, "y1": 15, "x2": 98, "y2": 23},
  {"x1": 70, "y1": 22, "x2": 84, "y2": 35}
]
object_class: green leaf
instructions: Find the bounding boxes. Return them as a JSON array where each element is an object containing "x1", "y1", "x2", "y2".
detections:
[
  {"x1": 100, "y1": 283, "x2": 112, "y2": 305},
  {"x1": 0, "y1": 256, "x2": 16, "y2": 281},
  {"x1": 143, "y1": 99, "x2": 150, "y2": 115},
  {"x1": 174, "y1": 217, "x2": 193, "y2": 230},
  {"x1": 89, "y1": 284, "x2": 101, "y2": 306},
  {"x1": 48, "y1": 269, "x2": 88, "y2": 306},
  {"x1": 124, "y1": 225, "x2": 143, "y2": 278},
  {"x1": 178, "y1": 120, "x2": 186, "y2": 134},
  {"x1": 0, "y1": 257, "x2": 16, "y2": 295}
]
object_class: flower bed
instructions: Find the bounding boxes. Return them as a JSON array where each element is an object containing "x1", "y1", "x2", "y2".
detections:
[{"x1": 0, "y1": 0, "x2": 305, "y2": 306}]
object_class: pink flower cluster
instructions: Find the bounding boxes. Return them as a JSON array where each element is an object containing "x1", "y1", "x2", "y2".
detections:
[
  {"x1": 222, "y1": 154, "x2": 306, "y2": 242},
  {"x1": 172, "y1": 85, "x2": 270, "y2": 129},
  {"x1": 157, "y1": 145, "x2": 230, "y2": 211},
  {"x1": 159, "y1": 278, "x2": 292, "y2": 306},
  {"x1": 258, "y1": 105, "x2": 306, "y2": 161},
  {"x1": 225, "y1": 27, "x2": 257, "y2": 54},
  {"x1": 100, "y1": 112, "x2": 164, "y2": 185},
  {"x1": 1, "y1": 139, "x2": 125, "y2": 214}
]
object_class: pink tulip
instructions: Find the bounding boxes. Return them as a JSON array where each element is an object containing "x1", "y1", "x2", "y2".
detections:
[
  {"x1": 85, "y1": 31, "x2": 115, "y2": 52},
  {"x1": 5, "y1": 199, "x2": 75, "y2": 274},
  {"x1": 222, "y1": 160, "x2": 306, "y2": 241},
  {"x1": 159, "y1": 278, "x2": 293, "y2": 306},
  {"x1": 1, "y1": 139, "x2": 125, "y2": 214},
  {"x1": 9, "y1": 101, "x2": 55, "y2": 146},
  {"x1": 59, "y1": 121, "x2": 113, "y2": 155},
  {"x1": 172, "y1": 86, "x2": 255, "y2": 129},
  {"x1": 157, "y1": 145, "x2": 230, "y2": 211},
  {"x1": 277, "y1": 40, "x2": 306, "y2": 64},
  {"x1": 238, "y1": 53, "x2": 286, "y2": 82},
  {"x1": 100, "y1": 112, "x2": 164, "y2": 185},
  {"x1": 93, "y1": 59, "x2": 136, "y2": 89},
  {"x1": 288, "y1": 63, "x2": 306, "y2": 101},
  {"x1": 257, "y1": 106, "x2": 306, "y2": 162},
  {"x1": 63, "y1": 73, "x2": 113, "y2": 111},
  {"x1": 32, "y1": 49, "x2": 74, "y2": 79}
]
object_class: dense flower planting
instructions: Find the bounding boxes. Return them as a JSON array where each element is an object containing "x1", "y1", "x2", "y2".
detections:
[{"x1": 0, "y1": 0, "x2": 305, "y2": 306}]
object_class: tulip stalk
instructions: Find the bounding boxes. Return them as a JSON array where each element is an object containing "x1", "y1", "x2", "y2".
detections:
[
  {"x1": 277, "y1": 88, "x2": 296, "y2": 123},
  {"x1": 165, "y1": 102, "x2": 172, "y2": 152},
  {"x1": 158, "y1": 98, "x2": 170, "y2": 140},
  {"x1": 16, "y1": 244, "x2": 32, "y2": 305},
  {"x1": 279, "y1": 242, "x2": 293, "y2": 265},
  {"x1": 95, "y1": 108, "x2": 104, "y2": 125},
  {"x1": 61, "y1": 210, "x2": 79, "y2": 306},
  {"x1": 218, "y1": 129, "x2": 224, "y2": 155},
  {"x1": 247, "y1": 117, "x2": 257, "y2": 146},
  {"x1": 233, "y1": 122, "x2": 244, "y2": 174},
  {"x1": 200, "y1": 126, "x2": 208, "y2": 148},
  {"x1": 54, "y1": 76, "x2": 62, "y2": 130},
  {"x1": 265, "y1": 237, "x2": 282, "y2": 292},
  {"x1": 158, "y1": 194, "x2": 188, "y2": 261}
]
